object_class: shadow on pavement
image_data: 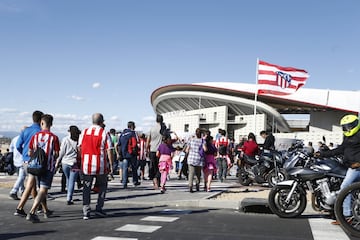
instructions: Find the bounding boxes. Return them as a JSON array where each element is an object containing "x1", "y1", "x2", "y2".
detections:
[{"x1": 0, "y1": 230, "x2": 57, "y2": 240}]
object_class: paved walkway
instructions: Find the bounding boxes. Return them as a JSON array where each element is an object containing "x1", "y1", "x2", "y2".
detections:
[{"x1": 0, "y1": 172, "x2": 317, "y2": 215}]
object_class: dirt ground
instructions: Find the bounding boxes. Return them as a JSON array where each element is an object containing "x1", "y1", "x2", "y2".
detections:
[{"x1": 212, "y1": 186, "x2": 270, "y2": 200}]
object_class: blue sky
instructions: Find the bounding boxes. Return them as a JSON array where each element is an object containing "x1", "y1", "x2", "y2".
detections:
[{"x1": 0, "y1": 0, "x2": 359, "y2": 136}]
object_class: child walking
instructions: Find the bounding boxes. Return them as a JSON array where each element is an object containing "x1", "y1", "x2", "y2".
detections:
[
  {"x1": 157, "y1": 134, "x2": 176, "y2": 193},
  {"x1": 202, "y1": 131, "x2": 217, "y2": 192}
]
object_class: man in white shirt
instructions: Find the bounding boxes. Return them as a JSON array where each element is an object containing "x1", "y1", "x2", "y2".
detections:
[{"x1": 146, "y1": 114, "x2": 164, "y2": 189}]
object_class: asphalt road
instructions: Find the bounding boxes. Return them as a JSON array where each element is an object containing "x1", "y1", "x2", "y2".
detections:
[
  {"x1": 0, "y1": 172, "x2": 359, "y2": 240},
  {"x1": 0, "y1": 196, "x2": 358, "y2": 240},
  {"x1": 0, "y1": 198, "x2": 312, "y2": 240}
]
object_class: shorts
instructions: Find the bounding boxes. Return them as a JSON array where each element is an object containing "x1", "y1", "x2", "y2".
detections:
[{"x1": 37, "y1": 171, "x2": 54, "y2": 189}]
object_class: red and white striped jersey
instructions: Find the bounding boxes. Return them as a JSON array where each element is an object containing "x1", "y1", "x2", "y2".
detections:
[
  {"x1": 138, "y1": 138, "x2": 147, "y2": 160},
  {"x1": 215, "y1": 136, "x2": 229, "y2": 148},
  {"x1": 29, "y1": 130, "x2": 60, "y2": 173},
  {"x1": 79, "y1": 125, "x2": 111, "y2": 175}
]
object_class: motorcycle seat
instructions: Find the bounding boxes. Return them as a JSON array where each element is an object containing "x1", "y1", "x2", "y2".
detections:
[{"x1": 243, "y1": 154, "x2": 258, "y2": 164}]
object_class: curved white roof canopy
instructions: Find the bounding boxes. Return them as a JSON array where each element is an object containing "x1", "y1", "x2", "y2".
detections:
[{"x1": 151, "y1": 82, "x2": 360, "y2": 133}]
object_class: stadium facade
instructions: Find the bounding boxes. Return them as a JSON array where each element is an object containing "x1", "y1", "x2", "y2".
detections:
[{"x1": 151, "y1": 82, "x2": 360, "y2": 150}]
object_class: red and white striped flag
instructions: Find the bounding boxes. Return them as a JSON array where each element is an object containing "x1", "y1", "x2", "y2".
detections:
[{"x1": 257, "y1": 60, "x2": 309, "y2": 95}]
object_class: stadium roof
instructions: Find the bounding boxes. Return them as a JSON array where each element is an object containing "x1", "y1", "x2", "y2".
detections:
[{"x1": 151, "y1": 82, "x2": 360, "y2": 132}]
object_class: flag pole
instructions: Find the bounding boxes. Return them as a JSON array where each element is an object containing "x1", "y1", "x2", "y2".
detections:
[{"x1": 254, "y1": 58, "x2": 259, "y2": 134}]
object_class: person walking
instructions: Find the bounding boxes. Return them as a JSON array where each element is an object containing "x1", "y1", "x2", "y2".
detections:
[
  {"x1": 177, "y1": 143, "x2": 188, "y2": 180},
  {"x1": 215, "y1": 129, "x2": 229, "y2": 182},
  {"x1": 55, "y1": 125, "x2": 81, "y2": 205},
  {"x1": 118, "y1": 121, "x2": 140, "y2": 188},
  {"x1": 146, "y1": 114, "x2": 164, "y2": 189},
  {"x1": 315, "y1": 114, "x2": 360, "y2": 225},
  {"x1": 78, "y1": 113, "x2": 114, "y2": 220},
  {"x1": 186, "y1": 128, "x2": 204, "y2": 193},
  {"x1": 25, "y1": 114, "x2": 60, "y2": 223},
  {"x1": 14, "y1": 110, "x2": 44, "y2": 217},
  {"x1": 109, "y1": 128, "x2": 118, "y2": 175},
  {"x1": 157, "y1": 134, "x2": 176, "y2": 193},
  {"x1": 9, "y1": 133, "x2": 25, "y2": 200},
  {"x1": 138, "y1": 133, "x2": 148, "y2": 180},
  {"x1": 202, "y1": 130, "x2": 217, "y2": 192}
]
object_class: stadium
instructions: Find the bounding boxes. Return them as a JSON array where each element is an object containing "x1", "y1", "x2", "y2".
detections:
[{"x1": 150, "y1": 82, "x2": 360, "y2": 150}]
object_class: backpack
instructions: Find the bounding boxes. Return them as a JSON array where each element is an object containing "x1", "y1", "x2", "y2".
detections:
[
  {"x1": 119, "y1": 130, "x2": 139, "y2": 158},
  {"x1": 128, "y1": 136, "x2": 139, "y2": 157},
  {"x1": 218, "y1": 144, "x2": 227, "y2": 155},
  {"x1": 27, "y1": 147, "x2": 47, "y2": 176}
]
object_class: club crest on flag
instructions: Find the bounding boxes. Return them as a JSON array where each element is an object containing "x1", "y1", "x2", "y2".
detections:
[
  {"x1": 276, "y1": 71, "x2": 292, "y2": 89},
  {"x1": 257, "y1": 59, "x2": 309, "y2": 95}
]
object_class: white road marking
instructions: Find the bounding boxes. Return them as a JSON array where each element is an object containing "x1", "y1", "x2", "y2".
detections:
[
  {"x1": 161, "y1": 209, "x2": 192, "y2": 214},
  {"x1": 141, "y1": 216, "x2": 179, "y2": 222},
  {"x1": 309, "y1": 218, "x2": 350, "y2": 240},
  {"x1": 115, "y1": 224, "x2": 162, "y2": 233},
  {"x1": 92, "y1": 237, "x2": 137, "y2": 240}
]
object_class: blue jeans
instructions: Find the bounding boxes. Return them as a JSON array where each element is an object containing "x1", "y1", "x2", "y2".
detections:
[
  {"x1": 113, "y1": 159, "x2": 119, "y2": 175},
  {"x1": 341, "y1": 168, "x2": 360, "y2": 216},
  {"x1": 10, "y1": 165, "x2": 26, "y2": 195},
  {"x1": 122, "y1": 156, "x2": 139, "y2": 187},
  {"x1": 62, "y1": 163, "x2": 79, "y2": 202},
  {"x1": 121, "y1": 159, "x2": 128, "y2": 187},
  {"x1": 216, "y1": 157, "x2": 228, "y2": 181}
]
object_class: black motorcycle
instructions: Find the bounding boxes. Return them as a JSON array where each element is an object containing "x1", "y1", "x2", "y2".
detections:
[
  {"x1": 268, "y1": 156, "x2": 347, "y2": 218},
  {"x1": 283, "y1": 150, "x2": 311, "y2": 171},
  {"x1": 238, "y1": 150, "x2": 287, "y2": 187},
  {"x1": 334, "y1": 181, "x2": 360, "y2": 238}
]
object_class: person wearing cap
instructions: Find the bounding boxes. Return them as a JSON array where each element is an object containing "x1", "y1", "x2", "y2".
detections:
[
  {"x1": 55, "y1": 125, "x2": 81, "y2": 205},
  {"x1": 78, "y1": 113, "x2": 114, "y2": 219}
]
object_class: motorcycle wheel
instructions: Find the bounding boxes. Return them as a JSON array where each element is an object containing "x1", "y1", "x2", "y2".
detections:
[
  {"x1": 266, "y1": 168, "x2": 288, "y2": 188},
  {"x1": 238, "y1": 168, "x2": 252, "y2": 186},
  {"x1": 334, "y1": 182, "x2": 360, "y2": 238},
  {"x1": 268, "y1": 185, "x2": 307, "y2": 218}
]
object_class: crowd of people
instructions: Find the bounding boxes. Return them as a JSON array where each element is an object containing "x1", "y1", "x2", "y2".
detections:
[
  {"x1": 7, "y1": 109, "x2": 354, "y2": 225},
  {"x1": 6, "y1": 111, "x2": 249, "y2": 222}
]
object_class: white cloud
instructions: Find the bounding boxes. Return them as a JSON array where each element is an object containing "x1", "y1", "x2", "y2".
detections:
[
  {"x1": 19, "y1": 111, "x2": 30, "y2": 116},
  {"x1": 0, "y1": 2, "x2": 23, "y2": 13},
  {"x1": 0, "y1": 110, "x2": 32, "y2": 132},
  {"x1": 110, "y1": 115, "x2": 119, "y2": 121},
  {"x1": 142, "y1": 115, "x2": 155, "y2": 122},
  {"x1": 0, "y1": 108, "x2": 17, "y2": 113},
  {"x1": 0, "y1": 109, "x2": 154, "y2": 139},
  {"x1": 70, "y1": 95, "x2": 84, "y2": 101},
  {"x1": 92, "y1": 82, "x2": 101, "y2": 88},
  {"x1": 137, "y1": 115, "x2": 156, "y2": 133}
]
